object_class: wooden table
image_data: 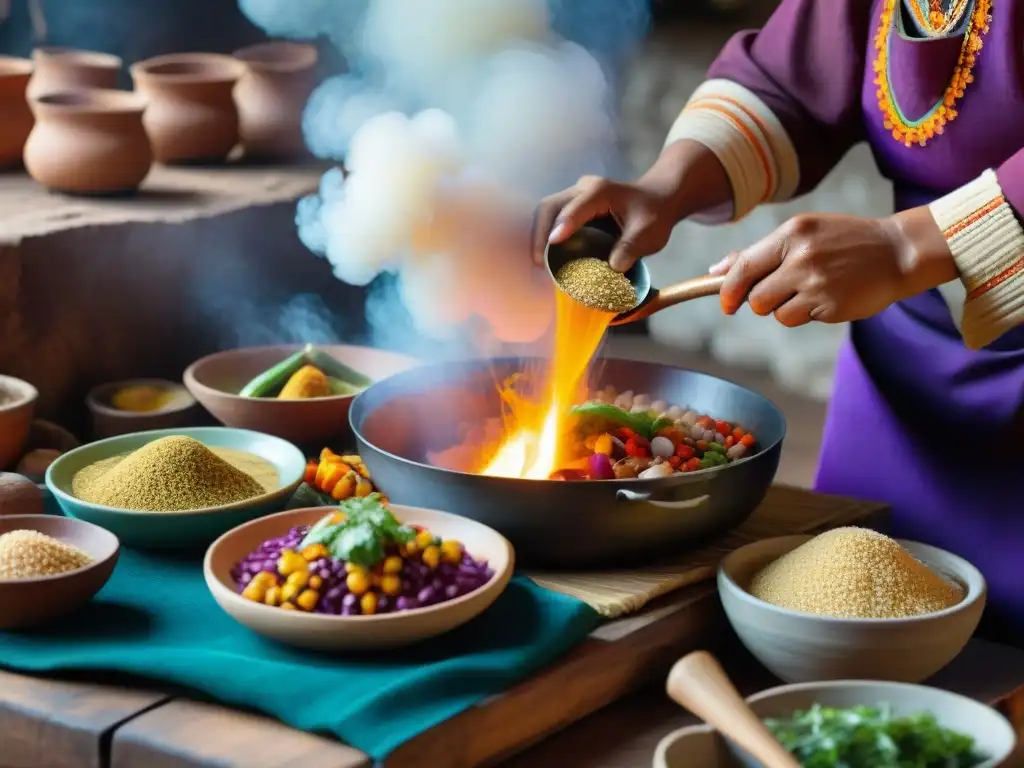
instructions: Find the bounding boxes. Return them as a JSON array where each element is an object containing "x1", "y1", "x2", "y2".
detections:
[{"x1": 4, "y1": 634, "x2": 1024, "y2": 768}]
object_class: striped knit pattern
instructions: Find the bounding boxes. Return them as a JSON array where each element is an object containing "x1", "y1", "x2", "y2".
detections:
[
  {"x1": 929, "y1": 169, "x2": 1024, "y2": 349},
  {"x1": 665, "y1": 79, "x2": 800, "y2": 222}
]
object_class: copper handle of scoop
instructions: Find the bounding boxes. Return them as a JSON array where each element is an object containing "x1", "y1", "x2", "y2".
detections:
[
  {"x1": 610, "y1": 274, "x2": 726, "y2": 326},
  {"x1": 666, "y1": 651, "x2": 800, "y2": 768}
]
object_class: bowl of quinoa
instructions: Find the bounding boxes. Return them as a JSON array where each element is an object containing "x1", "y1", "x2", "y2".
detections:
[
  {"x1": 204, "y1": 501, "x2": 514, "y2": 650},
  {"x1": 718, "y1": 529, "x2": 986, "y2": 684},
  {"x1": 0, "y1": 514, "x2": 119, "y2": 629}
]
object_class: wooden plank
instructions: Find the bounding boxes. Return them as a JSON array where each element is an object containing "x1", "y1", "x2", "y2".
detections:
[
  {"x1": 0, "y1": 669, "x2": 168, "y2": 768},
  {"x1": 110, "y1": 700, "x2": 371, "y2": 768}
]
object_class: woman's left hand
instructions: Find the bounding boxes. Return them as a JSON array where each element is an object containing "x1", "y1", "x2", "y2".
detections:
[{"x1": 709, "y1": 210, "x2": 958, "y2": 326}]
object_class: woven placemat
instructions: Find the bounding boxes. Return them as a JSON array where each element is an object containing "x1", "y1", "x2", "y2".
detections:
[{"x1": 525, "y1": 486, "x2": 888, "y2": 618}]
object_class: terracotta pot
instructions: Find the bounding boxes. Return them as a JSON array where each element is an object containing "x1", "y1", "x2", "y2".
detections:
[
  {"x1": 0, "y1": 57, "x2": 34, "y2": 168},
  {"x1": 24, "y1": 89, "x2": 152, "y2": 194},
  {"x1": 27, "y1": 47, "x2": 121, "y2": 100},
  {"x1": 130, "y1": 52, "x2": 244, "y2": 164},
  {"x1": 232, "y1": 41, "x2": 317, "y2": 160}
]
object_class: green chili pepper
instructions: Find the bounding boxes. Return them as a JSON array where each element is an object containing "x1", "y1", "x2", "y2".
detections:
[
  {"x1": 571, "y1": 402, "x2": 673, "y2": 440},
  {"x1": 238, "y1": 345, "x2": 311, "y2": 398},
  {"x1": 327, "y1": 376, "x2": 362, "y2": 396},
  {"x1": 305, "y1": 347, "x2": 373, "y2": 389}
]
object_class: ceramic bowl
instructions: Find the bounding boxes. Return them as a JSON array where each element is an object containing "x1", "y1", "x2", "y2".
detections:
[
  {"x1": 0, "y1": 514, "x2": 119, "y2": 630},
  {"x1": 205, "y1": 504, "x2": 514, "y2": 650},
  {"x1": 183, "y1": 345, "x2": 418, "y2": 448},
  {"x1": 718, "y1": 534, "x2": 986, "y2": 684},
  {"x1": 44, "y1": 427, "x2": 306, "y2": 550},
  {"x1": 86, "y1": 379, "x2": 201, "y2": 439},
  {"x1": 0, "y1": 375, "x2": 38, "y2": 471},
  {"x1": 654, "y1": 680, "x2": 1017, "y2": 768}
]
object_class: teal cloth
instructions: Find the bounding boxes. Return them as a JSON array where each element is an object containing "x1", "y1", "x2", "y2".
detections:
[{"x1": 0, "y1": 547, "x2": 601, "y2": 759}]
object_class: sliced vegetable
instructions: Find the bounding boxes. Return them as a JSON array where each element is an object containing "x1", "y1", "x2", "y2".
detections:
[
  {"x1": 304, "y1": 347, "x2": 373, "y2": 389},
  {"x1": 327, "y1": 376, "x2": 362, "y2": 396},
  {"x1": 278, "y1": 365, "x2": 331, "y2": 400},
  {"x1": 239, "y1": 345, "x2": 311, "y2": 398},
  {"x1": 588, "y1": 452, "x2": 615, "y2": 480},
  {"x1": 571, "y1": 402, "x2": 672, "y2": 440}
]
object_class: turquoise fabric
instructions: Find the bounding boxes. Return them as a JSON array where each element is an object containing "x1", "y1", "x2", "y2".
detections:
[{"x1": 0, "y1": 546, "x2": 601, "y2": 759}]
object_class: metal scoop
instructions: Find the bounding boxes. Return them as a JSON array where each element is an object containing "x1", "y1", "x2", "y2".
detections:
[{"x1": 544, "y1": 216, "x2": 726, "y2": 326}]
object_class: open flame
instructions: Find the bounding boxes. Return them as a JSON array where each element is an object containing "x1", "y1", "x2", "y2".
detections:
[{"x1": 480, "y1": 288, "x2": 615, "y2": 479}]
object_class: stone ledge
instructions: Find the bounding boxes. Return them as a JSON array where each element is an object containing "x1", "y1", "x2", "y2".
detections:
[{"x1": 0, "y1": 162, "x2": 327, "y2": 245}]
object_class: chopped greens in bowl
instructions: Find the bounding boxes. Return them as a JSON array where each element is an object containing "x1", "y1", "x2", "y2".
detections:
[{"x1": 763, "y1": 704, "x2": 988, "y2": 768}]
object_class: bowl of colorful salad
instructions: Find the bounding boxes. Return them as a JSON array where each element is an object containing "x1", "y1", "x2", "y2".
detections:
[
  {"x1": 654, "y1": 679, "x2": 1016, "y2": 768},
  {"x1": 184, "y1": 343, "x2": 418, "y2": 447},
  {"x1": 204, "y1": 491, "x2": 513, "y2": 650}
]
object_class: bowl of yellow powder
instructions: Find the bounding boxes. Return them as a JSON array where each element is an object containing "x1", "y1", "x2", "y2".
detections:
[
  {"x1": 718, "y1": 528, "x2": 986, "y2": 684},
  {"x1": 44, "y1": 427, "x2": 306, "y2": 549},
  {"x1": 0, "y1": 514, "x2": 119, "y2": 630}
]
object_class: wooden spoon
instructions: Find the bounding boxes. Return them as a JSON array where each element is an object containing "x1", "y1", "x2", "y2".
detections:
[{"x1": 666, "y1": 651, "x2": 800, "y2": 768}]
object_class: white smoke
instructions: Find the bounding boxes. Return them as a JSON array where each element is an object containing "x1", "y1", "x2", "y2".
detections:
[{"x1": 241, "y1": 0, "x2": 648, "y2": 351}]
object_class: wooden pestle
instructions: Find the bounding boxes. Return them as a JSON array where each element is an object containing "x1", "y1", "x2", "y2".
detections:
[{"x1": 665, "y1": 651, "x2": 800, "y2": 768}]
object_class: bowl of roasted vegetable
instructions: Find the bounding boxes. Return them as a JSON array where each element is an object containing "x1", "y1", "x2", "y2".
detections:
[
  {"x1": 654, "y1": 679, "x2": 1016, "y2": 768},
  {"x1": 184, "y1": 344, "x2": 418, "y2": 448}
]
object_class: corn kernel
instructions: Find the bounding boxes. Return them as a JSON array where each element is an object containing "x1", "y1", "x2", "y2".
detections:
[
  {"x1": 347, "y1": 571, "x2": 370, "y2": 595},
  {"x1": 383, "y1": 556, "x2": 403, "y2": 574},
  {"x1": 355, "y1": 478, "x2": 374, "y2": 497},
  {"x1": 360, "y1": 591, "x2": 379, "y2": 615},
  {"x1": 252, "y1": 571, "x2": 278, "y2": 588},
  {"x1": 296, "y1": 589, "x2": 319, "y2": 611},
  {"x1": 264, "y1": 586, "x2": 282, "y2": 606},
  {"x1": 241, "y1": 583, "x2": 266, "y2": 602},
  {"x1": 281, "y1": 582, "x2": 301, "y2": 602},
  {"x1": 286, "y1": 570, "x2": 310, "y2": 589},
  {"x1": 380, "y1": 574, "x2": 402, "y2": 596},
  {"x1": 308, "y1": 575, "x2": 323, "y2": 590},
  {"x1": 415, "y1": 530, "x2": 434, "y2": 548},
  {"x1": 277, "y1": 550, "x2": 308, "y2": 577},
  {"x1": 422, "y1": 545, "x2": 441, "y2": 569},
  {"x1": 404, "y1": 541, "x2": 419, "y2": 557},
  {"x1": 441, "y1": 539, "x2": 464, "y2": 564},
  {"x1": 279, "y1": 602, "x2": 297, "y2": 611},
  {"x1": 301, "y1": 544, "x2": 328, "y2": 561},
  {"x1": 345, "y1": 562, "x2": 366, "y2": 574}
]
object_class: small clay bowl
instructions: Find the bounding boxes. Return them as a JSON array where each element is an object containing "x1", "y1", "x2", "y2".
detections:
[
  {"x1": 183, "y1": 345, "x2": 418, "y2": 448},
  {"x1": 45, "y1": 427, "x2": 306, "y2": 550},
  {"x1": 0, "y1": 375, "x2": 38, "y2": 471},
  {"x1": 718, "y1": 534, "x2": 986, "y2": 684},
  {"x1": 0, "y1": 514, "x2": 119, "y2": 630},
  {"x1": 27, "y1": 47, "x2": 121, "y2": 101},
  {"x1": 0, "y1": 56, "x2": 34, "y2": 168},
  {"x1": 130, "y1": 53, "x2": 245, "y2": 164},
  {"x1": 654, "y1": 680, "x2": 1017, "y2": 768},
  {"x1": 86, "y1": 379, "x2": 200, "y2": 439},
  {"x1": 24, "y1": 88, "x2": 152, "y2": 194},
  {"x1": 205, "y1": 504, "x2": 514, "y2": 650}
]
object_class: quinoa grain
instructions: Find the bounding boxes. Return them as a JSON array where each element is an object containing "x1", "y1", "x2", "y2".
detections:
[
  {"x1": 555, "y1": 257, "x2": 637, "y2": 313},
  {"x1": 0, "y1": 530, "x2": 92, "y2": 579}
]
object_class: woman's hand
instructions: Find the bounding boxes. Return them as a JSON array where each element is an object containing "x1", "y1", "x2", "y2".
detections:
[{"x1": 709, "y1": 208, "x2": 958, "y2": 326}]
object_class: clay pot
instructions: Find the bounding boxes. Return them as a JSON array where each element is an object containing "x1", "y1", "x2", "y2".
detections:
[
  {"x1": 130, "y1": 53, "x2": 244, "y2": 164},
  {"x1": 27, "y1": 47, "x2": 121, "y2": 100},
  {"x1": 232, "y1": 41, "x2": 317, "y2": 160},
  {"x1": 24, "y1": 89, "x2": 153, "y2": 194},
  {"x1": 0, "y1": 57, "x2": 34, "y2": 168}
]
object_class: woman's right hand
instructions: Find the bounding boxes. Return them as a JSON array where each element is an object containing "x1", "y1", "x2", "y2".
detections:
[{"x1": 531, "y1": 175, "x2": 682, "y2": 273}]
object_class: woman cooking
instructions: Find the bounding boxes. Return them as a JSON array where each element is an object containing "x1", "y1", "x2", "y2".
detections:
[{"x1": 534, "y1": 0, "x2": 1024, "y2": 638}]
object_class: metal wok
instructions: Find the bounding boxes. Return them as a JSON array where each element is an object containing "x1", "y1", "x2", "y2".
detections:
[{"x1": 350, "y1": 357, "x2": 786, "y2": 569}]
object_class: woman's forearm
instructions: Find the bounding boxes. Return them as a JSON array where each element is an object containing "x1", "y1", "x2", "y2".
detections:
[{"x1": 637, "y1": 139, "x2": 733, "y2": 225}]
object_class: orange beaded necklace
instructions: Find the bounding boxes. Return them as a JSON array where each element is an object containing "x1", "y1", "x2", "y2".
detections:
[{"x1": 874, "y1": 0, "x2": 993, "y2": 147}]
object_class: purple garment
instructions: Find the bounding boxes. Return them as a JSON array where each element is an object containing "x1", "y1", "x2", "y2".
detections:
[{"x1": 709, "y1": 0, "x2": 1024, "y2": 630}]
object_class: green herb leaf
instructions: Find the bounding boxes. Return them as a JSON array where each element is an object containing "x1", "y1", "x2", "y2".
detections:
[
  {"x1": 328, "y1": 521, "x2": 384, "y2": 568},
  {"x1": 298, "y1": 512, "x2": 346, "y2": 550},
  {"x1": 287, "y1": 482, "x2": 335, "y2": 510}
]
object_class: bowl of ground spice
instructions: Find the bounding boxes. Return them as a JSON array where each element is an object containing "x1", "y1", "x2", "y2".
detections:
[
  {"x1": 44, "y1": 427, "x2": 306, "y2": 549},
  {"x1": 718, "y1": 528, "x2": 986, "y2": 684},
  {"x1": 0, "y1": 514, "x2": 119, "y2": 630}
]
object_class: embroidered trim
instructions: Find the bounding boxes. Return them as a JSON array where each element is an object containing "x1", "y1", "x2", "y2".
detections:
[
  {"x1": 908, "y1": 0, "x2": 972, "y2": 36},
  {"x1": 874, "y1": 0, "x2": 992, "y2": 147}
]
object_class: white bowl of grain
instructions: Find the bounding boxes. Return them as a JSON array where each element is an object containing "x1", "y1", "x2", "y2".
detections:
[{"x1": 718, "y1": 529, "x2": 986, "y2": 684}]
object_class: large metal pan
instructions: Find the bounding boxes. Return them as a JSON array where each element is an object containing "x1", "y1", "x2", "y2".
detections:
[{"x1": 350, "y1": 357, "x2": 785, "y2": 569}]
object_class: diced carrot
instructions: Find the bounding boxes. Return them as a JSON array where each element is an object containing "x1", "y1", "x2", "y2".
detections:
[
  {"x1": 696, "y1": 440, "x2": 709, "y2": 452},
  {"x1": 684, "y1": 457, "x2": 702, "y2": 472},
  {"x1": 725, "y1": 436, "x2": 736, "y2": 448},
  {"x1": 740, "y1": 433, "x2": 756, "y2": 447},
  {"x1": 668, "y1": 455, "x2": 682, "y2": 469},
  {"x1": 732, "y1": 426, "x2": 745, "y2": 441},
  {"x1": 303, "y1": 461, "x2": 318, "y2": 484},
  {"x1": 696, "y1": 416, "x2": 714, "y2": 429},
  {"x1": 675, "y1": 444, "x2": 695, "y2": 459}
]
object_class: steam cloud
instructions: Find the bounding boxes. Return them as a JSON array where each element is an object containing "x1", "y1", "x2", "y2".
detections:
[{"x1": 239, "y1": 0, "x2": 650, "y2": 351}]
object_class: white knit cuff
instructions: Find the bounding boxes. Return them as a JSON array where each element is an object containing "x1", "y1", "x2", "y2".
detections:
[
  {"x1": 664, "y1": 79, "x2": 800, "y2": 222},
  {"x1": 928, "y1": 169, "x2": 1024, "y2": 349}
]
